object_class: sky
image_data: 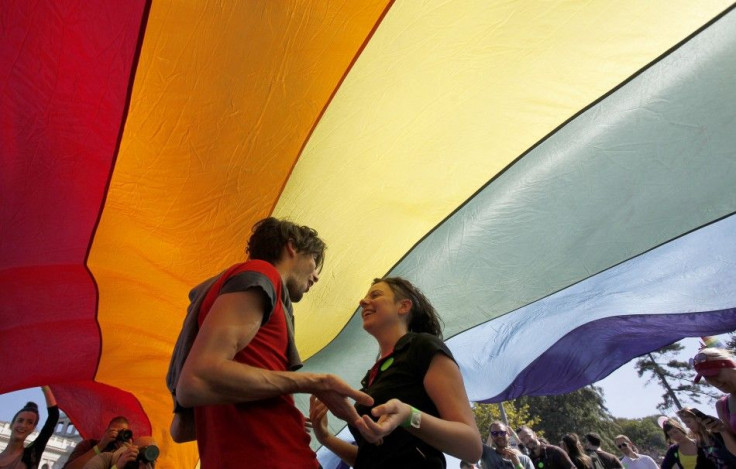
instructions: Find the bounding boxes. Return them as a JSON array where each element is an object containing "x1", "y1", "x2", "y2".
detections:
[
  {"x1": 0, "y1": 335, "x2": 730, "y2": 425},
  {"x1": 596, "y1": 335, "x2": 726, "y2": 418}
]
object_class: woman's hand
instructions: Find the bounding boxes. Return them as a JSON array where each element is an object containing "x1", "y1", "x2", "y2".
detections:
[
  {"x1": 353, "y1": 398, "x2": 411, "y2": 444},
  {"x1": 700, "y1": 415, "x2": 728, "y2": 433},
  {"x1": 309, "y1": 395, "x2": 332, "y2": 444}
]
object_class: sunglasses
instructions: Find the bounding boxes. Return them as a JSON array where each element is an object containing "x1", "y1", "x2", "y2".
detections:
[
  {"x1": 490, "y1": 430, "x2": 507, "y2": 437},
  {"x1": 617, "y1": 443, "x2": 628, "y2": 449},
  {"x1": 692, "y1": 353, "x2": 708, "y2": 366}
]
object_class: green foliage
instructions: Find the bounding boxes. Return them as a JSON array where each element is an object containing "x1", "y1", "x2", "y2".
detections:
[
  {"x1": 472, "y1": 401, "x2": 540, "y2": 442},
  {"x1": 614, "y1": 415, "x2": 668, "y2": 459},
  {"x1": 515, "y1": 386, "x2": 616, "y2": 444},
  {"x1": 726, "y1": 334, "x2": 736, "y2": 350},
  {"x1": 635, "y1": 343, "x2": 719, "y2": 411}
]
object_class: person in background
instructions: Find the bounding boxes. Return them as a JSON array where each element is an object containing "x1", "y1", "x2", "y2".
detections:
[
  {"x1": 310, "y1": 277, "x2": 482, "y2": 468},
  {"x1": 560, "y1": 433, "x2": 593, "y2": 469},
  {"x1": 82, "y1": 436, "x2": 158, "y2": 469},
  {"x1": 460, "y1": 461, "x2": 478, "y2": 469},
  {"x1": 63, "y1": 416, "x2": 130, "y2": 469},
  {"x1": 612, "y1": 435, "x2": 657, "y2": 469},
  {"x1": 660, "y1": 417, "x2": 715, "y2": 469},
  {"x1": 517, "y1": 426, "x2": 575, "y2": 469},
  {"x1": 0, "y1": 386, "x2": 59, "y2": 469},
  {"x1": 583, "y1": 432, "x2": 623, "y2": 469},
  {"x1": 677, "y1": 407, "x2": 736, "y2": 468},
  {"x1": 692, "y1": 348, "x2": 736, "y2": 435},
  {"x1": 480, "y1": 421, "x2": 533, "y2": 469}
]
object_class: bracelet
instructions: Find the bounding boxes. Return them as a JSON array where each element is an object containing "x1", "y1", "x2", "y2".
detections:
[
  {"x1": 93, "y1": 445, "x2": 101, "y2": 455},
  {"x1": 400, "y1": 406, "x2": 421, "y2": 429},
  {"x1": 111, "y1": 465, "x2": 118, "y2": 469},
  {"x1": 515, "y1": 464, "x2": 523, "y2": 469}
]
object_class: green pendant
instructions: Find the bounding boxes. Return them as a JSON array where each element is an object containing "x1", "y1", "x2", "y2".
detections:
[{"x1": 380, "y1": 357, "x2": 394, "y2": 371}]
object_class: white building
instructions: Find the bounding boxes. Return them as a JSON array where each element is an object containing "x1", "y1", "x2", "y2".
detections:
[{"x1": 0, "y1": 412, "x2": 82, "y2": 469}]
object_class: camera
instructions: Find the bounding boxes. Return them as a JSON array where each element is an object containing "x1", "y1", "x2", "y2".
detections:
[
  {"x1": 136, "y1": 445, "x2": 159, "y2": 463},
  {"x1": 690, "y1": 408, "x2": 718, "y2": 421},
  {"x1": 116, "y1": 429, "x2": 134, "y2": 443},
  {"x1": 122, "y1": 444, "x2": 159, "y2": 469}
]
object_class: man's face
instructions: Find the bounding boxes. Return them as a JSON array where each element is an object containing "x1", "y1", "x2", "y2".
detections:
[
  {"x1": 286, "y1": 252, "x2": 319, "y2": 302},
  {"x1": 518, "y1": 428, "x2": 540, "y2": 453},
  {"x1": 490, "y1": 423, "x2": 509, "y2": 449},
  {"x1": 109, "y1": 421, "x2": 129, "y2": 436},
  {"x1": 112, "y1": 424, "x2": 132, "y2": 450}
]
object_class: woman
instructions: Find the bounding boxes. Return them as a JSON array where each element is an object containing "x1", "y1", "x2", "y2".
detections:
[
  {"x1": 692, "y1": 348, "x2": 736, "y2": 434},
  {"x1": 677, "y1": 408, "x2": 736, "y2": 469},
  {"x1": 310, "y1": 277, "x2": 482, "y2": 468},
  {"x1": 560, "y1": 433, "x2": 593, "y2": 469},
  {"x1": 660, "y1": 418, "x2": 715, "y2": 469},
  {"x1": 0, "y1": 386, "x2": 59, "y2": 469}
]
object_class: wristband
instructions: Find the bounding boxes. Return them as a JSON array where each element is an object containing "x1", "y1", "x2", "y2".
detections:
[
  {"x1": 111, "y1": 465, "x2": 118, "y2": 469},
  {"x1": 515, "y1": 465, "x2": 523, "y2": 469},
  {"x1": 93, "y1": 444, "x2": 101, "y2": 455},
  {"x1": 400, "y1": 406, "x2": 421, "y2": 429}
]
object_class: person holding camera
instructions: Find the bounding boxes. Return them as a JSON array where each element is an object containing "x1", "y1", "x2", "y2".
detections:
[
  {"x1": 63, "y1": 416, "x2": 130, "y2": 469},
  {"x1": 659, "y1": 417, "x2": 715, "y2": 469},
  {"x1": 677, "y1": 408, "x2": 736, "y2": 469},
  {"x1": 81, "y1": 434, "x2": 158, "y2": 469}
]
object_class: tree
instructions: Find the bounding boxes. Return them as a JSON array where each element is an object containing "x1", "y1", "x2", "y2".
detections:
[
  {"x1": 725, "y1": 334, "x2": 736, "y2": 350},
  {"x1": 635, "y1": 342, "x2": 719, "y2": 412},
  {"x1": 473, "y1": 400, "x2": 540, "y2": 442},
  {"x1": 515, "y1": 385, "x2": 617, "y2": 444}
]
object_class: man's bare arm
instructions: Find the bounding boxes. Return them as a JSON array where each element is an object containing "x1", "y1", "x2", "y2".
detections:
[{"x1": 176, "y1": 289, "x2": 371, "y2": 419}]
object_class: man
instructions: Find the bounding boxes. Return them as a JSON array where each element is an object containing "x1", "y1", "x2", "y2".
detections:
[
  {"x1": 517, "y1": 426, "x2": 575, "y2": 469},
  {"x1": 481, "y1": 421, "x2": 533, "y2": 469},
  {"x1": 63, "y1": 416, "x2": 129, "y2": 469},
  {"x1": 583, "y1": 432, "x2": 623, "y2": 469},
  {"x1": 82, "y1": 435, "x2": 157, "y2": 469},
  {"x1": 613, "y1": 435, "x2": 657, "y2": 469},
  {"x1": 175, "y1": 217, "x2": 372, "y2": 468}
]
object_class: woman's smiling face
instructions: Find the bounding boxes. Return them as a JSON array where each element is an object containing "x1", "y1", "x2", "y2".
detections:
[
  {"x1": 11, "y1": 411, "x2": 37, "y2": 441},
  {"x1": 359, "y1": 281, "x2": 408, "y2": 334}
]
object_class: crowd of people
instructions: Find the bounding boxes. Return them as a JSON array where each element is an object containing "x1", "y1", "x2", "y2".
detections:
[
  {"x1": 3, "y1": 217, "x2": 735, "y2": 469},
  {"x1": 467, "y1": 345, "x2": 736, "y2": 469}
]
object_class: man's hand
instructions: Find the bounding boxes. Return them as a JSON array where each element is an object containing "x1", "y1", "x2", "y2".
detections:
[
  {"x1": 312, "y1": 374, "x2": 373, "y2": 426},
  {"x1": 498, "y1": 447, "x2": 521, "y2": 465},
  {"x1": 112, "y1": 444, "x2": 139, "y2": 469},
  {"x1": 98, "y1": 427, "x2": 119, "y2": 450}
]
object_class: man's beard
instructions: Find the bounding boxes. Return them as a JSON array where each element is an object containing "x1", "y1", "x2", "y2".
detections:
[{"x1": 286, "y1": 278, "x2": 304, "y2": 302}]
